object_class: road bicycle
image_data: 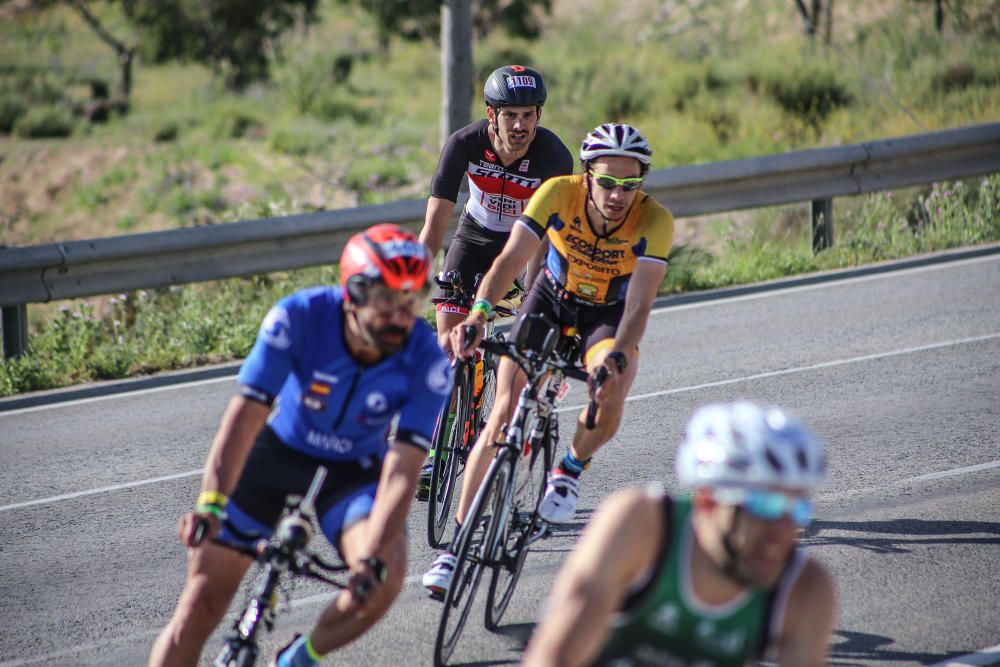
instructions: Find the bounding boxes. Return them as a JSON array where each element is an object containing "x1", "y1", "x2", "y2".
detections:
[
  {"x1": 200, "y1": 467, "x2": 361, "y2": 667},
  {"x1": 424, "y1": 270, "x2": 519, "y2": 548},
  {"x1": 432, "y1": 313, "x2": 601, "y2": 666}
]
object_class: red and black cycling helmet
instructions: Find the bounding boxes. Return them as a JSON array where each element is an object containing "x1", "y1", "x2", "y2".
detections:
[
  {"x1": 340, "y1": 224, "x2": 432, "y2": 305},
  {"x1": 484, "y1": 65, "x2": 547, "y2": 108}
]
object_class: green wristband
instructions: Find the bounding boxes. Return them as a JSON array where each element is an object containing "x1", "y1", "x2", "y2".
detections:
[
  {"x1": 195, "y1": 503, "x2": 227, "y2": 519},
  {"x1": 471, "y1": 299, "x2": 492, "y2": 318}
]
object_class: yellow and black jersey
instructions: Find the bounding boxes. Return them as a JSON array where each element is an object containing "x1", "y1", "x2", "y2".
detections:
[{"x1": 518, "y1": 174, "x2": 674, "y2": 304}]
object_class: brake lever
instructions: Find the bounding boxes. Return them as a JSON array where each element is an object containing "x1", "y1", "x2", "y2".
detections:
[
  {"x1": 462, "y1": 324, "x2": 479, "y2": 352},
  {"x1": 585, "y1": 366, "x2": 609, "y2": 430},
  {"x1": 193, "y1": 517, "x2": 209, "y2": 546}
]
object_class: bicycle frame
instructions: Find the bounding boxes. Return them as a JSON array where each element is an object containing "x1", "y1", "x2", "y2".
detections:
[
  {"x1": 211, "y1": 467, "x2": 351, "y2": 667},
  {"x1": 433, "y1": 320, "x2": 591, "y2": 665},
  {"x1": 425, "y1": 270, "x2": 512, "y2": 547}
]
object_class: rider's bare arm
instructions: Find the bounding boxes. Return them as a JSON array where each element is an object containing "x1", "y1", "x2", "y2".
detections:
[
  {"x1": 359, "y1": 440, "x2": 426, "y2": 561},
  {"x1": 201, "y1": 396, "x2": 270, "y2": 498},
  {"x1": 419, "y1": 196, "x2": 456, "y2": 259},
  {"x1": 179, "y1": 396, "x2": 268, "y2": 545},
  {"x1": 611, "y1": 259, "x2": 666, "y2": 356},
  {"x1": 523, "y1": 489, "x2": 662, "y2": 667},
  {"x1": 773, "y1": 558, "x2": 837, "y2": 666},
  {"x1": 476, "y1": 222, "x2": 543, "y2": 308},
  {"x1": 524, "y1": 238, "x2": 549, "y2": 291}
]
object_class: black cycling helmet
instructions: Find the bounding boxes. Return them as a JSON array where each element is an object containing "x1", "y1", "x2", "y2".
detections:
[{"x1": 483, "y1": 65, "x2": 547, "y2": 108}]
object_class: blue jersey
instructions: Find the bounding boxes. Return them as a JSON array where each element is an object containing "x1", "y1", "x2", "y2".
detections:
[{"x1": 237, "y1": 287, "x2": 451, "y2": 462}]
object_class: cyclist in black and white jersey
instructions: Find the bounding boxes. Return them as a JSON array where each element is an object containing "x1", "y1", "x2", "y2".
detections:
[
  {"x1": 416, "y1": 65, "x2": 574, "y2": 494},
  {"x1": 419, "y1": 65, "x2": 573, "y2": 339}
]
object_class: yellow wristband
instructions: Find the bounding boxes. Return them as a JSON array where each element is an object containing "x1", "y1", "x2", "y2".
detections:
[{"x1": 197, "y1": 491, "x2": 228, "y2": 508}]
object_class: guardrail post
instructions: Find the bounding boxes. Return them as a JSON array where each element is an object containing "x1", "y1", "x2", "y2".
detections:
[
  {"x1": 2, "y1": 305, "x2": 29, "y2": 359},
  {"x1": 811, "y1": 198, "x2": 833, "y2": 252}
]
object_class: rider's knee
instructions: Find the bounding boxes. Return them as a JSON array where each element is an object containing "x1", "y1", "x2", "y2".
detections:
[{"x1": 176, "y1": 575, "x2": 233, "y2": 631}]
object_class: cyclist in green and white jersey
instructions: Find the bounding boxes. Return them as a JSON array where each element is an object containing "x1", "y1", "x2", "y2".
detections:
[{"x1": 523, "y1": 401, "x2": 836, "y2": 667}]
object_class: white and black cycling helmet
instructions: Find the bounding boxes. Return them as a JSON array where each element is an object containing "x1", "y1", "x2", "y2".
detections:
[
  {"x1": 676, "y1": 401, "x2": 827, "y2": 492},
  {"x1": 484, "y1": 65, "x2": 547, "y2": 108},
  {"x1": 580, "y1": 123, "x2": 653, "y2": 170}
]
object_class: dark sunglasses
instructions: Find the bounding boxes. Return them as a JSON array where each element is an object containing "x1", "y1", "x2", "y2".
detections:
[{"x1": 589, "y1": 171, "x2": 644, "y2": 192}]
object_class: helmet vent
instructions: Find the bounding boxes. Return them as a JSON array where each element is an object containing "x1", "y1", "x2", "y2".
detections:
[{"x1": 765, "y1": 447, "x2": 784, "y2": 472}]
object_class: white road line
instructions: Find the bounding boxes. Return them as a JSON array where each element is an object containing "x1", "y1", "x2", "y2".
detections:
[
  {"x1": 650, "y1": 251, "x2": 1000, "y2": 315},
  {"x1": 3, "y1": 251, "x2": 997, "y2": 419},
  {"x1": 0, "y1": 374, "x2": 236, "y2": 418},
  {"x1": 4, "y1": 332, "x2": 999, "y2": 513},
  {"x1": 910, "y1": 460, "x2": 1000, "y2": 482},
  {"x1": 555, "y1": 332, "x2": 1000, "y2": 413},
  {"x1": 927, "y1": 644, "x2": 1000, "y2": 666},
  {"x1": 0, "y1": 469, "x2": 201, "y2": 512}
]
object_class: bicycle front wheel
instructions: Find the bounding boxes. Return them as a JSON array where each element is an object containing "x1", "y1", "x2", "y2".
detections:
[
  {"x1": 485, "y1": 416, "x2": 553, "y2": 630},
  {"x1": 213, "y1": 642, "x2": 256, "y2": 667},
  {"x1": 236, "y1": 645, "x2": 257, "y2": 667},
  {"x1": 428, "y1": 364, "x2": 472, "y2": 548},
  {"x1": 434, "y1": 448, "x2": 514, "y2": 666}
]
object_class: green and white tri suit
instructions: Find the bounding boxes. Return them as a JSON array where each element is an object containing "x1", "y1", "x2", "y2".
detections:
[{"x1": 592, "y1": 491, "x2": 806, "y2": 667}]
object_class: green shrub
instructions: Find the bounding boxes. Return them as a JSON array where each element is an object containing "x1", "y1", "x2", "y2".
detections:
[
  {"x1": 0, "y1": 94, "x2": 28, "y2": 133},
  {"x1": 761, "y1": 66, "x2": 853, "y2": 127},
  {"x1": 310, "y1": 91, "x2": 373, "y2": 124},
  {"x1": 269, "y1": 126, "x2": 322, "y2": 156},
  {"x1": 933, "y1": 63, "x2": 977, "y2": 92},
  {"x1": 153, "y1": 122, "x2": 180, "y2": 142},
  {"x1": 344, "y1": 156, "x2": 411, "y2": 203},
  {"x1": 13, "y1": 104, "x2": 74, "y2": 138},
  {"x1": 210, "y1": 106, "x2": 264, "y2": 139}
]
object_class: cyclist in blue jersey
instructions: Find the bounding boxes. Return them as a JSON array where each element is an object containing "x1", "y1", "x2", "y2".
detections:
[
  {"x1": 148, "y1": 224, "x2": 451, "y2": 667},
  {"x1": 523, "y1": 401, "x2": 836, "y2": 667}
]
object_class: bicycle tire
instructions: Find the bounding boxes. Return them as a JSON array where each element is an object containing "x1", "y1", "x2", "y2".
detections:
[
  {"x1": 213, "y1": 644, "x2": 236, "y2": 667},
  {"x1": 434, "y1": 448, "x2": 514, "y2": 666},
  {"x1": 428, "y1": 364, "x2": 472, "y2": 548},
  {"x1": 236, "y1": 645, "x2": 256, "y2": 667},
  {"x1": 213, "y1": 642, "x2": 254, "y2": 667},
  {"x1": 485, "y1": 416, "x2": 553, "y2": 630}
]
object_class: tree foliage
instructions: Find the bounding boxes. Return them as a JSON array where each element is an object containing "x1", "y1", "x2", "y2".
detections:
[
  {"x1": 336, "y1": 0, "x2": 553, "y2": 48},
  {"x1": 121, "y1": 0, "x2": 319, "y2": 90}
]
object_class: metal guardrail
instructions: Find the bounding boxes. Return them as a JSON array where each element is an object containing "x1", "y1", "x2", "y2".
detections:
[{"x1": 1, "y1": 122, "x2": 999, "y2": 356}]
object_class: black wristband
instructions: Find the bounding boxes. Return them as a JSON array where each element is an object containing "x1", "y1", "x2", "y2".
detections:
[{"x1": 606, "y1": 351, "x2": 628, "y2": 373}]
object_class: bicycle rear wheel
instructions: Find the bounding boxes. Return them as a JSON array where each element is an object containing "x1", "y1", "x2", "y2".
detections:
[
  {"x1": 434, "y1": 449, "x2": 514, "y2": 666},
  {"x1": 485, "y1": 417, "x2": 553, "y2": 630},
  {"x1": 428, "y1": 364, "x2": 472, "y2": 548}
]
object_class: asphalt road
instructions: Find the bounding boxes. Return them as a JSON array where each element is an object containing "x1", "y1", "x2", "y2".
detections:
[{"x1": 1, "y1": 248, "x2": 998, "y2": 667}]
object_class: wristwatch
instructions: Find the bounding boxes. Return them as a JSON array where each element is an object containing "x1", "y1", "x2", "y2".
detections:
[{"x1": 606, "y1": 351, "x2": 628, "y2": 373}]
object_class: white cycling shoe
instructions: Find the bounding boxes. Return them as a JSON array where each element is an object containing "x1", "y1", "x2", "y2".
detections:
[
  {"x1": 538, "y1": 471, "x2": 580, "y2": 524},
  {"x1": 422, "y1": 552, "x2": 457, "y2": 595}
]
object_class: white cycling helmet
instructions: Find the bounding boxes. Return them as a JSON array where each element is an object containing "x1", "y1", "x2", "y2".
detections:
[
  {"x1": 580, "y1": 123, "x2": 653, "y2": 166},
  {"x1": 676, "y1": 401, "x2": 827, "y2": 492}
]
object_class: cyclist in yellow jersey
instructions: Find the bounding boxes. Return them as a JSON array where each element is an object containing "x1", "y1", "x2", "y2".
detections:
[
  {"x1": 524, "y1": 402, "x2": 836, "y2": 666},
  {"x1": 423, "y1": 123, "x2": 675, "y2": 594}
]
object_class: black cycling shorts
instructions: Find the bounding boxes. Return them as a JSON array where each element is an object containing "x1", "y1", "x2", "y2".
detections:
[
  {"x1": 434, "y1": 219, "x2": 509, "y2": 312},
  {"x1": 509, "y1": 270, "x2": 626, "y2": 366},
  {"x1": 221, "y1": 425, "x2": 382, "y2": 549}
]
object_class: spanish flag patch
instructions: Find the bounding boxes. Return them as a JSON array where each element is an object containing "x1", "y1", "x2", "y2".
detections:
[{"x1": 309, "y1": 382, "x2": 331, "y2": 396}]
